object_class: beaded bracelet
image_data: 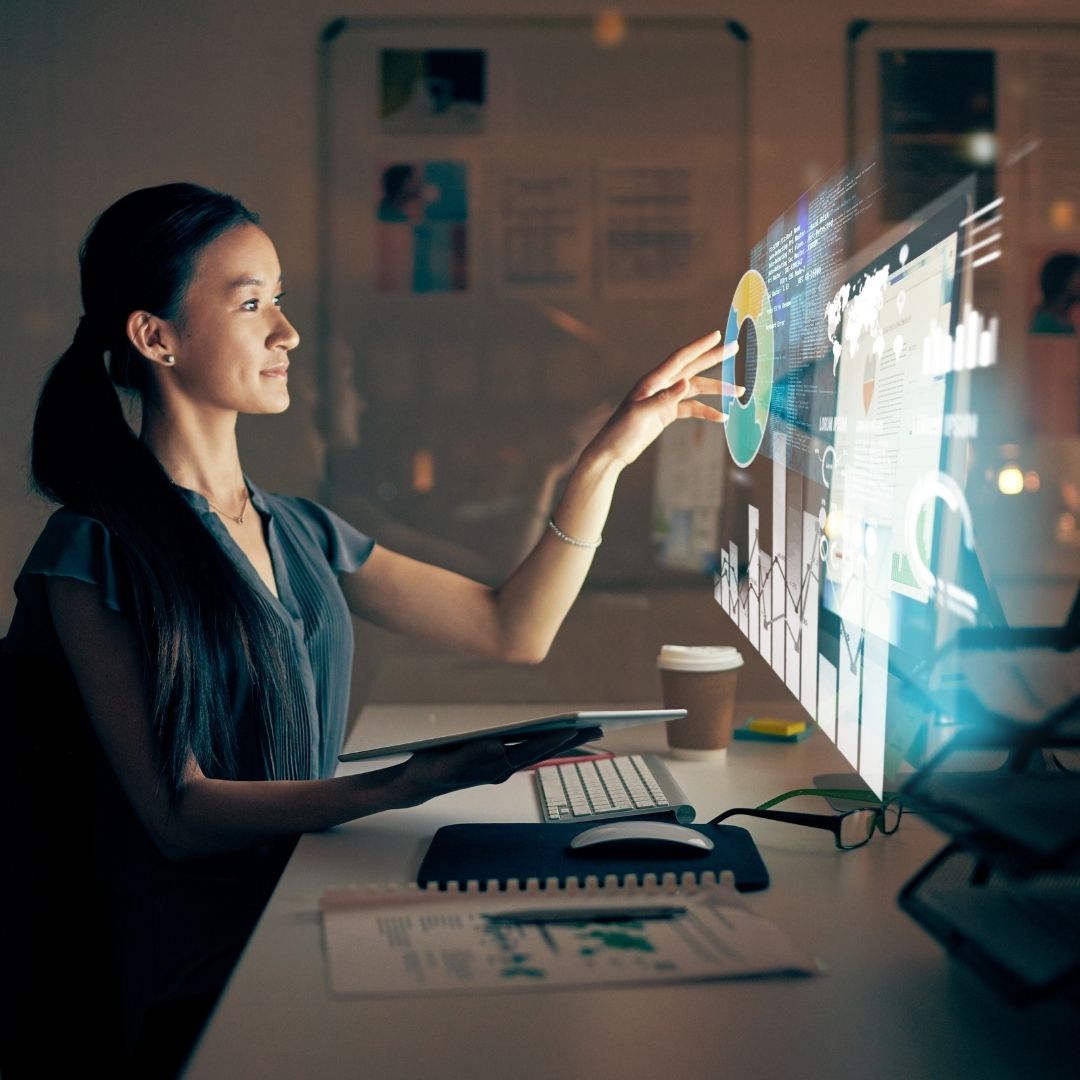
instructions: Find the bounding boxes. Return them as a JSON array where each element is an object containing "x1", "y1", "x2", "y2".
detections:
[{"x1": 547, "y1": 517, "x2": 602, "y2": 549}]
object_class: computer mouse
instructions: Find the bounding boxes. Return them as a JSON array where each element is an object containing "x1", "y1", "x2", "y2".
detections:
[{"x1": 567, "y1": 820, "x2": 714, "y2": 856}]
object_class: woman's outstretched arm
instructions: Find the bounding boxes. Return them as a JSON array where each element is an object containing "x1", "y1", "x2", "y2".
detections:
[
  {"x1": 340, "y1": 330, "x2": 732, "y2": 663},
  {"x1": 47, "y1": 577, "x2": 589, "y2": 860}
]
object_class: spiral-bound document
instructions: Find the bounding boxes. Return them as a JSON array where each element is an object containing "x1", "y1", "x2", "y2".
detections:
[{"x1": 320, "y1": 877, "x2": 818, "y2": 997}]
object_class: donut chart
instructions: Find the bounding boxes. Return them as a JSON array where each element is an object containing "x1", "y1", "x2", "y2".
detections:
[{"x1": 722, "y1": 269, "x2": 775, "y2": 468}]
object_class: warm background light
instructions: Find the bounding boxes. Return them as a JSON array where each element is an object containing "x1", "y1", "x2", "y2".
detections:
[
  {"x1": 997, "y1": 465, "x2": 1024, "y2": 495},
  {"x1": 412, "y1": 449, "x2": 436, "y2": 493},
  {"x1": 593, "y1": 7, "x2": 627, "y2": 48},
  {"x1": 1049, "y1": 199, "x2": 1077, "y2": 231}
]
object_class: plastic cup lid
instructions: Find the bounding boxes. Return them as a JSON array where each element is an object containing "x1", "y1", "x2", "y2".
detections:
[{"x1": 656, "y1": 644, "x2": 744, "y2": 672}]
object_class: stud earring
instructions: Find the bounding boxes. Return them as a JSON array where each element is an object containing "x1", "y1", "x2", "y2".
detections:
[{"x1": 163, "y1": 354, "x2": 176, "y2": 366}]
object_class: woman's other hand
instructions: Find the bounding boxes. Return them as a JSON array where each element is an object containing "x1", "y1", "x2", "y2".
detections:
[{"x1": 393, "y1": 726, "x2": 602, "y2": 805}]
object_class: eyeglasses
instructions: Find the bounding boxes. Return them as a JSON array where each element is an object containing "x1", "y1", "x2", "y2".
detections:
[{"x1": 708, "y1": 788, "x2": 903, "y2": 850}]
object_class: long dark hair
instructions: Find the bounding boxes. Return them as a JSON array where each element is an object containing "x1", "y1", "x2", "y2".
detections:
[{"x1": 31, "y1": 183, "x2": 302, "y2": 794}]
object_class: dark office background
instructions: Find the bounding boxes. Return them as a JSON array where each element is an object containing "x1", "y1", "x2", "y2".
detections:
[{"x1": 2, "y1": 0, "x2": 1077, "y2": 707}]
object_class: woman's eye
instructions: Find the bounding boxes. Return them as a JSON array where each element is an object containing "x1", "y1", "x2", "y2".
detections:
[
  {"x1": 241, "y1": 298, "x2": 259, "y2": 311},
  {"x1": 273, "y1": 292, "x2": 286, "y2": 307}
]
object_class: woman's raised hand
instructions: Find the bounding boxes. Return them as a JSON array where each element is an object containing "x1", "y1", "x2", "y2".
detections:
[{"x1": 583, "y1": 330, "x2": 738, "y2": 471}]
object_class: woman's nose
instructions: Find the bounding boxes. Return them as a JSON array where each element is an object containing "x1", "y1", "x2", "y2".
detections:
[{"x1": 272, "y1": 311, "x2": 300, "y2": 351}]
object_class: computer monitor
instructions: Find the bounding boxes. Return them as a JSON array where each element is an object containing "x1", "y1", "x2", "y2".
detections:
[
  {"x1": 816, "y1": 186, "x2": 981, "y2": 795},
  {"x1": 698, "y1": 172, "x2": 999, "y2": 797}
]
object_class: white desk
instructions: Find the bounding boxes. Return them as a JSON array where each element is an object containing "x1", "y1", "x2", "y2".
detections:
[{"x1": 184, "y1": 705, "x2": 1075, "y2": 1080}]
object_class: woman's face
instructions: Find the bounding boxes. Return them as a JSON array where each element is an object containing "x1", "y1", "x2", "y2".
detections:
[{"x1": 166, "y1": 224, "x2": 299, "y2": 415}]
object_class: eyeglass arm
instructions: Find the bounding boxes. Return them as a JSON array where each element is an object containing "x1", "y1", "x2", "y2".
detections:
[
  {"x1": 756, "y1": 787, "x2": 896, "y2": 810},
  {"x1": 710, "y1": 807, "x2": 841, "y2": 836}
]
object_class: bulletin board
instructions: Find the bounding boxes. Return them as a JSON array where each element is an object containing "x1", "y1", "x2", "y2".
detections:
[{"x1": 316, "y1": 15, "x2": 749, "y2": 585}]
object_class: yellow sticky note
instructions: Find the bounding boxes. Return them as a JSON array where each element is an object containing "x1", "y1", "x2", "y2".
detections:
[{"x1": 747, "y1": 717, "x2": 807, "y2": 737}]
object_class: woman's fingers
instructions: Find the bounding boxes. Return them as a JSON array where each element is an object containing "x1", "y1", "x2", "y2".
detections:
[
  {"x1": 641, "y1": 377, "x2": 727, "y2": 422},
  {"x1": 630, "y1": 330, "x2": 721, "y2": 400},
  {"x1": 632, "y1": 331, "x2": 749, "y2": 402},
  {"x1": 670, "y1": 328, "x2": 724, "y2": 369},
  {"x1": 592, "y1": 331, "x2": 741, "y2": 467},
  {"x1": 675, "y1": 335, "x2": 731, "y2": 381},
  {"x1": 404, "y1": 727, "x2": 606, "y2": 798},
  {"x1": 651, "y1": 380, "x2": 728, "y2": 423},
  {"x1": 689, "y1": 375, "x2": 743, "y2": 398},
  {"x1": 501, "y1": 727, "x2": 601, "y2": 772},
  {"x1": 677, "y1": 399, "x2": 727, "y2": 423}
]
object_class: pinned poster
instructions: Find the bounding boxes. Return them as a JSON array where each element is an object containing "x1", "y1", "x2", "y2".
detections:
[
  {"x1": 490, "y1": 164, "x2": 592, "y2": 298},
  {"x1": 379, "y1": 49, "x2": 486, "y2": 135},
  {"x1": 597, "y1": 163, "x2": 705, "y2": 298},
  {"x1": 375, "y1": 160, "x2": 469, "y2": 293}
]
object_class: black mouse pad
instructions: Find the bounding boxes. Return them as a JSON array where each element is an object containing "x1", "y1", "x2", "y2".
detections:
[{"x1": 416, "y1": 822, "x2": 769, "y2": 892}]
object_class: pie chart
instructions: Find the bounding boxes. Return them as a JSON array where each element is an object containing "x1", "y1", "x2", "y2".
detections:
[
  {"x1": 722, "y1": 269, "x2": 775, "y2": 468},
  {"x1": 862, "y1": 349, "x2": 876, "y2": 413}
]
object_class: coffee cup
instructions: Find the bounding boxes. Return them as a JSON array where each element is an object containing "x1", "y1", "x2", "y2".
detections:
[{"x1": 657, "y1": 645, "x2": 744, "y2": 760}]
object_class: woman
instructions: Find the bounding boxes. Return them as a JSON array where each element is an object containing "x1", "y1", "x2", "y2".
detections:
[{"x1": 1, "y1": 183, "x2": 728, "y2": 1076}]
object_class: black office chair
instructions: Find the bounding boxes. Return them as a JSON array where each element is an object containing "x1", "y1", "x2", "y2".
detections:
[{"x1": 0, "y1": 637, "x2": 125, "y2": 1076}]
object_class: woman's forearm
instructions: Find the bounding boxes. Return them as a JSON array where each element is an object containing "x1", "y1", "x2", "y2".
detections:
[
  {"x1": 164, "y1": 764, "x2": 411, "y2": 860},
  {"x1": 491, "y1": 446, "x2": 623, "y2": 663},
  {"x1": 339, "y1": 331, "x2": 726, "y2": 665},
  {"x1": 162, "y1": 725, "x2": 586, "y2": 861},
  {"x1": 488, "y1": 331, "x2": 727, "y2": 664}
]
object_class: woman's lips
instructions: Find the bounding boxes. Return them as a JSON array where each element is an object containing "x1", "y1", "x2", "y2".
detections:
[{"x1": 261, "y1": 364, "x2": 289, "y2": 379}]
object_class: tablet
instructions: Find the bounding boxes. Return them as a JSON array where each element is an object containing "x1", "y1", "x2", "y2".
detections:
[{"x1": 338, "y1": 709, "x2": 687, "y2": 762}]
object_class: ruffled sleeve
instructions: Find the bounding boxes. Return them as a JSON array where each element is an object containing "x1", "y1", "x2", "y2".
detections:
[
  {"x1": 14, "y1": 509, "x2": 130, "y2": 613},
  {"x1": 276, "y1": 497, "x2": 375, "y2": 575}
]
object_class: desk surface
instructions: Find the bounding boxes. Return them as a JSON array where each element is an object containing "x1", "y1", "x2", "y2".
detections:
[{"x1": 184, "y1": 705, "x2": 1075, "y2": 1080}]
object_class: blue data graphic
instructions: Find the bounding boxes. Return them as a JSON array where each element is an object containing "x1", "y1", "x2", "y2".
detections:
[{"x1": 721, "y1": 269, "x2": 775, "y2": 468}]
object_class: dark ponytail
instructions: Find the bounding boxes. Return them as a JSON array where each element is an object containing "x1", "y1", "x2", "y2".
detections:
[{"x1": 31, "y1": 183, "x2": 303, "y2": 794}]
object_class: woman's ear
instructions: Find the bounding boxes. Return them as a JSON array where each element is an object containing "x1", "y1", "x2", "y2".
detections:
[{"x1": 126, "y1": 310, "x2": 177, "y2": 367}]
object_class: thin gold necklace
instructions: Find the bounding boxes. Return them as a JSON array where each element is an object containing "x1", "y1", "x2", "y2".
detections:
[{"x1": 205, "y1": 487, "x2": 249, "y2": 525}]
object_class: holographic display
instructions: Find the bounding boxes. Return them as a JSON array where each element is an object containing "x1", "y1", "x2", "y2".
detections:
[{"x1": 706, "y1": 173, "x2": 1003, "y2": 796}]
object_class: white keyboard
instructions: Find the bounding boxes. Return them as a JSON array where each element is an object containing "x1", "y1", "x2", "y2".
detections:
[{"x1": 535, "y1": 753, "x2": 695, "y2": 824}]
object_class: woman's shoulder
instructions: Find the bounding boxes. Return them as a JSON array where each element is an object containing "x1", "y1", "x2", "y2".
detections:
[
  {"x1": 26, "y1": 506, "x2": 114, "y2": 559},
  {"x1": 15, "y1": 506, "x2": 129, "y2": 612}
]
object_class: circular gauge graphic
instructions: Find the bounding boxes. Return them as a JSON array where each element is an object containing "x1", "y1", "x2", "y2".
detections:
[
  {"x1": 903, "y1": 471, "x2": 979, "y2": 624},
  {"x1": 722, "y1": 269, "x2": 775, "y2": 468},
  {"x1": 819, "y1": 445, "x2": 837, "y2": 488}
]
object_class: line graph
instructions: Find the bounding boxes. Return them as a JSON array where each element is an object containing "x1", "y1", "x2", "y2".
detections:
[
  {"x1": 715, "y1": 437, "x2": 821, "y2": 717},
  {"x1": 714, "y1": 432, "x2": 888, "y2": 795}
]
